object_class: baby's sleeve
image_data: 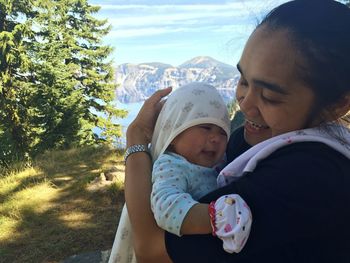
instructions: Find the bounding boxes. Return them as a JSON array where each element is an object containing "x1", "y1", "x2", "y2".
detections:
[{"x1": 151, "y1": 155, "x2": 198, "y2": 236}]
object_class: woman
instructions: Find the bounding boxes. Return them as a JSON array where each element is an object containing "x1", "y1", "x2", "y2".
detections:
[{"x1": 124, "y1": 0, "x2": 350, "y2": 262}]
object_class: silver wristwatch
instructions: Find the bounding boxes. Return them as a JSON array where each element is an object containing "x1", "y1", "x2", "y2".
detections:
[{"x1": 124, "y1": 144, "x2": 150, "y2": 163}]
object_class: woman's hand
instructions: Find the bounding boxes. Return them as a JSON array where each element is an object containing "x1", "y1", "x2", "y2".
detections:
[
  {"x1": 126, "y1": 87, "x2": 172, "y2": 146},
  {"x1": 125, "y1": 87, "x2": 173, "y2": 263}
]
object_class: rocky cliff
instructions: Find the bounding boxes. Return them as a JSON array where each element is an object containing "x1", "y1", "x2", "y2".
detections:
[{"x1": 115, "y1": 56, "x2": 240, "y2": 104}]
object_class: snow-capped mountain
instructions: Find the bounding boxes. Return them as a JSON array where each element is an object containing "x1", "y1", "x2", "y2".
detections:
[{"x1": 115, "y1": 56, "x2": 240, "y2": 104}]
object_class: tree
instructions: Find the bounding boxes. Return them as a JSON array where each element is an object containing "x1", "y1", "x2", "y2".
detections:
[
  {"x1": 227, "y1": 100, "x2": 244, "y2": 132},
  {"x1": 0, "y1": 0, "x2": 126, "y2": 166}
]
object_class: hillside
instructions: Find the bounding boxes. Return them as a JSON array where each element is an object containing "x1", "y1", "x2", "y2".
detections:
[
  {"x1": 115, "y1": 56, "x2": 240, "y2": 103},
  {"x1": 0, "y1": 146, "x2": 125, "y2": 263}
]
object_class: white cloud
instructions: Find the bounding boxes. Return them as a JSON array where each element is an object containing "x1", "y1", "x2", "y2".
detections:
[
  {"x1": 99, "y1": 2, "x2": 271, "y2": 19},
  {"x1": 97, "y1": 0, "x2": 287, "y2": 38},
  {"x1": 95, "y1": 0, "x2": 283, "y2": 10},
  {"x1": 212, "y1": 24, "x2": 256, "y2": 33},
  {"x1": 107, "y1": 26, "x2": 196, "y2": 38},
  {"x1": 93, "y1": 0, "x2": 289, "y2": 65},
  {"x1": 107, "y1": 13, "x2": 210, "y2": 29},
  {"x1": 103, "y1": 7, "x2": 243, "y2": 39},
  {"x1": 122, "y1": 42, "x2": 191, "y2": 51},
  {"x1": 93, "y1": 0, "x2": 232, "y2": 6}
]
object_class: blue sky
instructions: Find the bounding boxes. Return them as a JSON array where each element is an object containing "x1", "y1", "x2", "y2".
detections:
[{"x1": 90, "y1": 0, "x2": 289, "y2": 67}]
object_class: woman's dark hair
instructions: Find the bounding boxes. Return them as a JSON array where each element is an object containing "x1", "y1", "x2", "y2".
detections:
[{"x1": 258, "y1": 0, "x2": 350, "y2": 128}]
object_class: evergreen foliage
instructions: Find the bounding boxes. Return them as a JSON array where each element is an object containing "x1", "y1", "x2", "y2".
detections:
[{"x1": 0, "y1": 0, "x2": 126, "y2": 167}]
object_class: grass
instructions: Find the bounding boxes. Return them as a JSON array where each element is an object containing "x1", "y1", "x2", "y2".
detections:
[{"x1": 0, "y1": 145, "x2": 126, "y2": 263}]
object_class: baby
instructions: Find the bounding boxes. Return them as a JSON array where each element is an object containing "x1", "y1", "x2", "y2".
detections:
[
  {"x1": 151, "y1": 82, "x2": 252, "y2": 252},
  {"x1": 109, "y1": 82, "x2": 252, "y2": 263}
]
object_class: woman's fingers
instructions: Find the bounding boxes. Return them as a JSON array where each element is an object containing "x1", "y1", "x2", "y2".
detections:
[
  {"x1": 126, "y1": 87, "x2": 173, "y2": 145},
  {"x1": 146, "y1": 86, "x2": 172, "y2": 105},
  {"x1": 137, "y1": 87, "x2": 172, "y2": 120},
  {"x1": 143, "y1": 87, "x2": 172, "y2": 117}
]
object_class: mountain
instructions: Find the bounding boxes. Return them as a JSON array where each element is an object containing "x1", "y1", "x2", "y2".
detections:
[
  {"x1": 180, "y1": 56, "x2": 236, "y2": 76},
  {"x1": 115, "y1": 56, "x2": 240, "y2": 104}
]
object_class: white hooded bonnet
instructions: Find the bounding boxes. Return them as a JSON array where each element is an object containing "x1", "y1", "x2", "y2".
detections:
[{"x1": 150, "y1": 82, "x2": 231, "y2": 162}]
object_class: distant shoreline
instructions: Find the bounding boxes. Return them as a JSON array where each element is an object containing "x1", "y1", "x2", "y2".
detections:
[{"x1": 93, "y1": 101, "x2": 144, "y2": 148}]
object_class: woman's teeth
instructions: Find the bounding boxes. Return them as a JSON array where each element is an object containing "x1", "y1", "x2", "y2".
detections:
[{"x1": 246, "y1": 119, "x2": 269, "y2": 129}]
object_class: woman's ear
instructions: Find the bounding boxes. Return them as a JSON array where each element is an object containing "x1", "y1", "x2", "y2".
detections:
[
  {"x1": 320, "y1": 93, "x2": 350, "y2": 124},
  {"x1": 333, "y1": 93, "x2": 350, "y2": 119}
]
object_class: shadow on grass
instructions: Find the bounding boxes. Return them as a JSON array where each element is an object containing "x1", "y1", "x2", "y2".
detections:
[
  {"x1": 0, "y1": 171, "x2": 46, "y2": 204},
  {"x1": 0, "y1": 145, "x2": 125, "y2": 263}
]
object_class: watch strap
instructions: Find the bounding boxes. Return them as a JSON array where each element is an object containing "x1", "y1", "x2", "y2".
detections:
[{"x1": 124, "y1": 144, "x2": 150, "y2": 163}]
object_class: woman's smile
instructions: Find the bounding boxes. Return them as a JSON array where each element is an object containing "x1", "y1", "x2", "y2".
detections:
[
  {"x1": 236, "y1": 26, "x2": 317, "y2": 145},
  {"x1": 245, "y1": 119, "x2": 269, "y2": 130}
]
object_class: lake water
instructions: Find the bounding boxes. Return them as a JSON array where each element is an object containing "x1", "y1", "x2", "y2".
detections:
[
  {"x1": 114, "y1": 101, "x2": 144, "y2": 127},
  {"x1": 93, "y1": 101, "x2": 144, "y2": 148}
]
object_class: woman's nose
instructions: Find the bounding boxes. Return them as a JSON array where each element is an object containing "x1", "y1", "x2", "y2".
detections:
[{"x1": 237, "y1": 90, "x2": 260, "y2": 118}]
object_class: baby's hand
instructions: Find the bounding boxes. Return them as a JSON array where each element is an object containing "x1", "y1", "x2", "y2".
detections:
[{"x1": 209, "y1": 194, "x2": 252, "y2": 253}]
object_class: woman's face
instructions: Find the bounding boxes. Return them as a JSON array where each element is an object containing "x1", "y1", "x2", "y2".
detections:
[{"x1": 236, "y1": 26, "x2": 319, "y2": 146}]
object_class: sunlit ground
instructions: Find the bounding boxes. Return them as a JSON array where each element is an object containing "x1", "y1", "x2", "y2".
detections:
[{"x1": 0, "y1": 145, "x2": 125, "y2": 263}]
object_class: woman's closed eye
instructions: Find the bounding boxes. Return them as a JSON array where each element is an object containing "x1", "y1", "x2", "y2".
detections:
[
  {"x1": 260, "y1": 93, "x2": 283, "y2": 105},
  {"x1": 238, "y1": 77, "x2": 248, "y2": 87},
  {"x1": 255, "y1": 79, "x2": 287, "y2": 105}
]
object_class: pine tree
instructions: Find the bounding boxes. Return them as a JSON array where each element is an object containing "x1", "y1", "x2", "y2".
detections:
[
  {"x1": 0, "y1": 0, "x2": 35, "y2": 164},
  {"x1": 0, "y1": 0, "x2": 126, "y2": 166}
]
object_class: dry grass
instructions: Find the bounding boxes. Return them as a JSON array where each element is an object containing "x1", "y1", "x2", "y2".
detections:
[{"x1": 0, "y1": 145, "x2": 125, "y2": 263}]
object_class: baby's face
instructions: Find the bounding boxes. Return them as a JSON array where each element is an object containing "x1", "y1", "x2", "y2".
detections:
[{"x1": 171, "y1": 124, "x2": 227, "y2": 168}]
